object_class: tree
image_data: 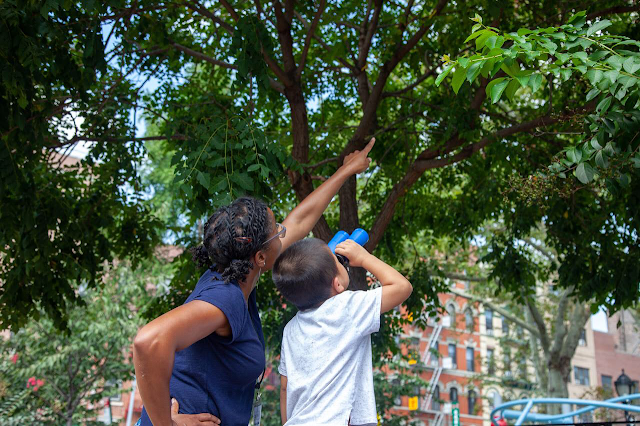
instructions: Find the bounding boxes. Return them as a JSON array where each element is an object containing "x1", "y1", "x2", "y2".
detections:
[
  {"x1": 439, "y1": 227, "x2": 594, "y2": 410},
  {"x1": 2, "y1": 0, "x2": 639, "y2": 350},
  {"x1": 0, "y1": 261, "x2": 152, "y2": 425}
]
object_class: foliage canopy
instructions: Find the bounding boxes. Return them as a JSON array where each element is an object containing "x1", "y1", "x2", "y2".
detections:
[{"x1": 1, "y1": 0, "x2": 639, "y2": 333}]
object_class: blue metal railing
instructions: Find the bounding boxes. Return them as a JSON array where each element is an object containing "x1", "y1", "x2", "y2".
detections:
[{"x1": 490, "y1": 393, "x2": 640, "y2": 426}]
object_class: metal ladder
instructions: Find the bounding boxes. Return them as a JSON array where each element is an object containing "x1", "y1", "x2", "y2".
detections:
[
  {"x1": 420, "y1": 366, "x2": 443, "y2": 411},
  {"x1": 433, "y1": 411, "x2": 445, "y2": 426},
  {"x1": 421, "y1": 323, "x2": 442, "y2": 365}
]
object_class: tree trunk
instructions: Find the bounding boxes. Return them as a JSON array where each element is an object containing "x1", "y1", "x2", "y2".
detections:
[
  {"x1": 284, "y1": 83, "x2": 333, "y2": 241},
  {"x1": 547, "y1": 361, "x2": 571, "y2": 414}
]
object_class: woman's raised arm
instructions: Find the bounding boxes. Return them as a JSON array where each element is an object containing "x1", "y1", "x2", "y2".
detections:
[{"x1": 281, "y1": 138, "x2": 375, "y2": 250}]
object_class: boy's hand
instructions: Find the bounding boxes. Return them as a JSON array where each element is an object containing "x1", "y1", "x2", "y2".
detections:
[
  {"x1": 335, "y1": 240, "x2": 372, "y2": 267},
  {"x1": 342, "y1": 138, "x2": 375, "y2": 175}
]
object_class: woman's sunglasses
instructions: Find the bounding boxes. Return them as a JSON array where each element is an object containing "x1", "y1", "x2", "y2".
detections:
[{"x1": 262, "y1": 223, "x2": 286, "y2": 246}]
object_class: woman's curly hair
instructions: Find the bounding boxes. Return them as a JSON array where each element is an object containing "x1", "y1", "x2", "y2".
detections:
[{"x1": 190, "y1": 197, "x2": 271, "y2": 283}]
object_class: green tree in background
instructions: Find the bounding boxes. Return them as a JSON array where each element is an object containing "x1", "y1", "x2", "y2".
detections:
[
  {"x1": 0, "y1": 260, "x2": 159, "y2": 425},
  {"x1": 1, "y1": 0, "x2": 639, "y2": 397}
]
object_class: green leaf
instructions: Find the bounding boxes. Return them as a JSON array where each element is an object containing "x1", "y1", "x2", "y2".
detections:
[
  {"x1": 560, "y1": 68, "x2": 572, "y2": 82},
  {"x1": 517, "y1": 28, "x2": 533, "y2": 36},
  {"x1": 464, "y1": 31, "x2": 483, "y2": 43},
  {"x1": 540, "y1": 40, "x2": 558, "y2": 53},
  {"x1": 586, "y1": 88, "x2": 601, "y2": 102},
  {"x1": 606, "y1": 56, "x2": 624, "y2": 70},
  {"x1": 485, "y1": 36, "x2": 505, "y2": 49},
  {"x1": 230, "y1": 172, "x2": 254, "y2": 191},
  {"x1": 197, "y1": 171, "x2": 210, "y2": 188},
  {"x1": 576, "y1": 163, "x2": 595, "y2": 184},
  {"x1": 618, "y1": 173, "x2": 630, "y2": 187},
  {"x1": 590, "y1": 136, "x2": 602, "y2": 150},
  {"x1": 515, "y1": 73, "x2": 530, "y2": 87},
  {"x1": 451, "y1": 66, "x2": 467, "y2": 94},
  {"x1": 489, "y1": 79, "x2": 510, "y2": 103},
  {"x1": 623, "y1": 57, "x2": 640, "y2": 74},
  {"x1": 589, "y1": 51, "x2": 609, "y2": 62},
  {"x1": 566, "y1": 147, "x2": 582, "y2": 164},
  {"x1": 476, "y1": 31, "x2": 496, "y2": 51},
  {"x1": 586, "y1": 69, "x2": 604, "y2": 85},
  {"x1": 604, "y1": 70, "x2": 620, "y2": 84},
  {"x1": 505, "y1": 78, "x2": 520, "y2": 101},
  {"x1": 586, "y1": 20, "x2": 612, "y2": 37},
  {"x1": 247, "y1": 164, "x2": 260, "y2": 172},
  {"x1": 595, "y1": 151, "x2": 608, "y2": 168},
  {"x1": 435, "y1": 63, "x2": 455, "y2": 87},
  {"x1": 596, "y1": 96, "x2": 612, "y2": 114},
  {"x1": 466, "y1": 61, "x2": 484, "y2": 83},
  {"x1": 459, "y1": 57, "x2": 471, "y2": 68},
  {"x1": 567, "y1": 11, "x2": 586, "y2": 25},
  {"x1": 528, "y1": 73, "x2": 543, "y2": 93}
]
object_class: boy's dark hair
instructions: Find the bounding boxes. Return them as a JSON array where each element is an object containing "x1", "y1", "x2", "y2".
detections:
[
  {"x1": 190, "y1": 197, "x2": 271, "y2": 283},
  {"x1": 273, "y1": 238, "x2": 338, "y2": 311}
]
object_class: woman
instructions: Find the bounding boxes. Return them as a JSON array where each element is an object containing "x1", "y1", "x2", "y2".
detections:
[{"x1": 133, "y1": 139, "x2": 375, "y2": 426}]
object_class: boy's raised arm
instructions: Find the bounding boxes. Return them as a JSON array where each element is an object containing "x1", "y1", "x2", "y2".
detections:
[{"x1": 335, "y1": 240, "x2": 412, "y2": 313}]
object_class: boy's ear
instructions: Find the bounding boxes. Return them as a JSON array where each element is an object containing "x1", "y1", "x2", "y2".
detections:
[{"x1": 332, "y1": 276, "x2": 346, "y2": 295}]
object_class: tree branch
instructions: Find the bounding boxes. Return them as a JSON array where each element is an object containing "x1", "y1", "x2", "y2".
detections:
[
  {"x1": 550, "y1": 286, "x2": 573, "y2": 355},
  {"x1": 448, "y1": 287, "x2": 541, "y2": 337},
  {"x1": 297, "y1": 0, "x2": 327, "y2": 78},
  {"x1": 218, "y1": 0, "x2": 240, "y2": 22},
  {"x1": 524, "y1": 295, "x2": 550, "y2": 353},
  {"x1": 366, "y1": 109, "x2": 577, "y2": 251},
  {"x1": 559, "y1": 301, "x2": 591, "y2": 359},
  {"x1": 586, "y1": 5, "x2": 640, "y2": 20},
  {"x1": 523, "y1": 237, "x2": 560, "y2": 268},
  {"x1": 170, "y1": 42, "x2": 237, "y2": 69},
  {"x1": 184, "y1": 1, "x2": 235, "y2": 33},
  {"x1": 381, "y1": 67, "x2": 437, "y2": 98}
]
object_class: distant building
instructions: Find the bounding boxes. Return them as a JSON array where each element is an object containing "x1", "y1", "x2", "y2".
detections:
[{"x1": 392, "y1": 280, "x2": 640, "y2": 426}]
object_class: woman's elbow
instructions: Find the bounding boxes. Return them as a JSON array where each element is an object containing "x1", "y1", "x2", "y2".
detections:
[
  {"x1": 403, "y1": 280, "x2": 413, "y2": 298},
  {"x1": 133, "y1": 326, "x2": 162, "y2": 358}
]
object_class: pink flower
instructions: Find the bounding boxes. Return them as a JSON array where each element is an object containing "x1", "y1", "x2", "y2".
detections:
[
  {"x1": 10, "y1": 353, "x2": 18, "y2": 364},
  {"x1": 27, "y1": 377, "x2": 36, "y2": 387}
]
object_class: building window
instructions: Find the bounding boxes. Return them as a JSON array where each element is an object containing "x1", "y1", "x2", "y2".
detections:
[
  {"x1": 579, "y1": 329, "x2": 587, "y2": 346},
  {"x1": 468, "y1": 390, "x2": 477, "y2": 415},
  {"x1": 503, "y1": 349, "x2": 512, "y2": 376},
  {"x1": 448, "y1": 343, "x2": 457, "y2": 368},
  {"x1": 465, "y1": 309, "x2": 474, "y2": 330},
  {"x1": 446, "y1": 304, "x2": 456, "y2": 328},
  {"x1": 574, "y1": 367, "x2": 590, "y2": 386},
  {"x1": 517, "y1": 357, "x2": 527, "y2": 380},
  {"x1": 502, "y1": 316, "x2": 509, "y2": 334},
  {"x1": 489, "y1": 391, "x2": 502, "y2": 410},
  {"x1": 466, "y1": 347, "x2": 475, "y2": 372},
  {"x1": 429, "y1": 339, "x2": 439, "y2": 367},
  {"x1": 433, "y1": 384, "x2": 441, "y2": 411},
  {"x1": 409, "y1": 337, "x2": 420, "y2": 365},
  {"x1": 487, "y1": 348, "x2": 496, "y2": 375},
  {"x1": 602, "y1": 375, "x2": 612, "y2": 390},
  {"x1": 450, "y1": 387, "x2": 458, "y2": 403},
  {"x1": 485, "y1": 308, "x2": 493, "y2": 334}
]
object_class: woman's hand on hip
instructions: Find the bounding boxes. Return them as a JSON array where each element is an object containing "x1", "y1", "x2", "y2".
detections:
[
  {"x1": 342, "y1": 137, "x2": 375, "y2": 175},
  {"x1": 171, "y1": 398, "x2": 221, "y2": 425}
]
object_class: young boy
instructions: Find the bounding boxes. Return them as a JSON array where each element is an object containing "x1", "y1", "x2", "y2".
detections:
[{"x1": 273, "y1": 238, "x2": 413, "y2": 425}]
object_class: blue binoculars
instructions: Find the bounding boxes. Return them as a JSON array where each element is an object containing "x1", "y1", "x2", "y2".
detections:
[{"x1": 327, "y1": 228, "x2": 369, "y2": 253}]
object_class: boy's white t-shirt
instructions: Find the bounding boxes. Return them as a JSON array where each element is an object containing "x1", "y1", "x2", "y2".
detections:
[{"x1": 279, "y1": 287, "x2": 382, "y2": 426}]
